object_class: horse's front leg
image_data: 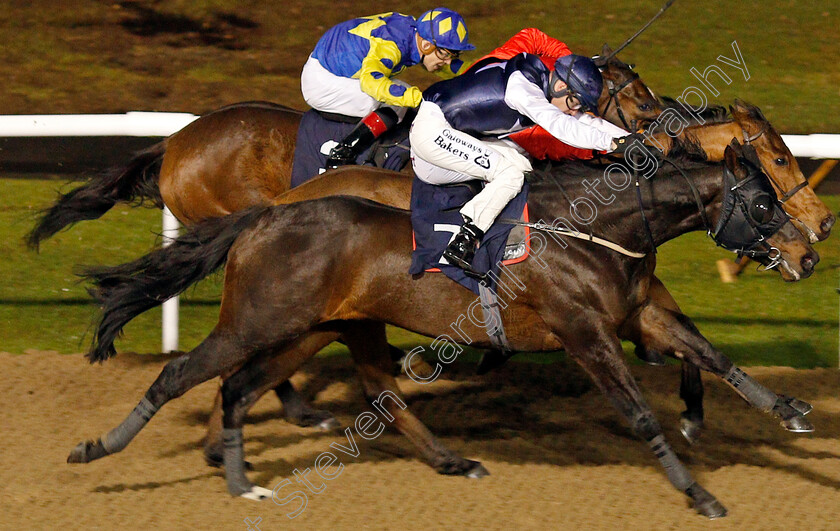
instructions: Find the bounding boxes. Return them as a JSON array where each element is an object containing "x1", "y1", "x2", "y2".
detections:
[
  {"x1": 562, "y1": 324, "x2": 727, "y2": 518},
  {"x1": 632, "y1": 301, "x2": 813, "y2": 432},
  {"x1": 647, "y1": 276, "x2": 706, "y2": 443}
]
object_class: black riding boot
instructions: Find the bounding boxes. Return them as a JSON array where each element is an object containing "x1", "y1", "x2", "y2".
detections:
[
  {"x1": 442, "y1": 217, "x2": 484, "y2": 271},
  {"x1": 326, "y1": 108, "x2": 399, "y2": 169}
]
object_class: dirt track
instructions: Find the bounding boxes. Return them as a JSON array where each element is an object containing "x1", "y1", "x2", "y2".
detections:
[{"x1": 2, "y1": 350, "x2": 840, "y2": 530}]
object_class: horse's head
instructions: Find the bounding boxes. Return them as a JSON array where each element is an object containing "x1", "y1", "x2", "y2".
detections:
[
  {"x1": 593, "y1": 44, "x2": 662, "y2": 130},
  {"x1": 718, "y1": 140, "x2": 818, "y2": 281},
  {"x1": 730, "y1": 99, "x2": 834, "y2": 242}
]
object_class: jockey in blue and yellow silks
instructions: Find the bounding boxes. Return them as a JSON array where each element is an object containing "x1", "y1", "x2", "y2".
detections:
[{"x1": 301, "y1": 8, "x2": 474, "y2": 168}]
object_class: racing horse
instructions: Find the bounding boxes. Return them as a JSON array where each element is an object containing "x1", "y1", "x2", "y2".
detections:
[
  {"x1": 26, "y1": 52, "x2": 662, "y2": 242},
  {"x1": 68, "y1": 142, "x2": 817, "y2": 517},
  {"x1": 77, "y1": 99, "x2": 833, "y2": 464}
]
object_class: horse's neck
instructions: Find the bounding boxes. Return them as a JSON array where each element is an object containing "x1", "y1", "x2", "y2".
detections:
[
  {"x1": 653, "y1": 121, "x2": 742, "y2": 161},
  {"x1": 528, "y1": 163, "x2": 724, "y2": 252}
]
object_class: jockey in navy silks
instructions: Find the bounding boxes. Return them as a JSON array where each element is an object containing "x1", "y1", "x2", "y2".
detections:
[
  {"x1": 300, "y1": 8, "x2": 475, "y2": 168},
  {"x1": 409, "y1": 52, "x2": 642, "y2": 271}
]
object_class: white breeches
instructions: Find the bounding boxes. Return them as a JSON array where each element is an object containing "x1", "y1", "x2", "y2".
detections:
[
  {"x1": 301, "y1": 55, "x2": 410, "y2": 119},
  {"x1": 409, "y1": 100, "x2": 532, "y2": 232}
]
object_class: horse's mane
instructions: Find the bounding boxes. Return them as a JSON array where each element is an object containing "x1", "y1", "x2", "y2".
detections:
[
  {"x1": 660, "y1": 96, "x2": 729, "y2": 125},
  {"x1": 527, "y1": 147, "x2": 715, "y2": 185}
]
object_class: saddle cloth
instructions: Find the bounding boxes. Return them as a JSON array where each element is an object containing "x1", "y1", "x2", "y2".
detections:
[
  {"x1": 290, "y1": 109, "x2": 410, "y2": 187},
  {"x1": 409, "y1": 177, "x2": 530, "y2": 295}
]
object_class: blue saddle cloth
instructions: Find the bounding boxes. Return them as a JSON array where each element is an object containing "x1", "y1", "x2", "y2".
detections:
[
  {"x1": 290, "y1": 109, "x2": 410, "y2": 187},
  {"x1": 409, "y1": 177, "x2": 529, "y2": 295}
]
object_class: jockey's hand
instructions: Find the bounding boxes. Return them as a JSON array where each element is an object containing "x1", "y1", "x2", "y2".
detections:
[{"x1": 610, "y1": 132, "x2": 648, "y2": 155}]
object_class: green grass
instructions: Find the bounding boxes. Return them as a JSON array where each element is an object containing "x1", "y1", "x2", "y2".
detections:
[
  {"x1": 2, "y1": 178, "x2": 838, "y2": 369},
  {"x1": 2, "y1": 1, "x2": 839, "y2": 132}
]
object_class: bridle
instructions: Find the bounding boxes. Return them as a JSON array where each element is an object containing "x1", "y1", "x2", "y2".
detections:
[
  {"x1": 599, "y1": 68, "x2": 641, "y2": 131},
  {"x1": 676, "y1": 154, "x2": 787, "y2": 268},
  {"x1": 742, "y1": 123, "x2": 810, "y2": 203}
]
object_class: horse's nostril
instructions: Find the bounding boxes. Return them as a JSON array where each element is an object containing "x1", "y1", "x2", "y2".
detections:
[
  {"x1": 821, "y1": 213, "x2": 836, "y2": 234},
  {"x1": 801, "y1": 254, "x2": 818, "y2": 273}
]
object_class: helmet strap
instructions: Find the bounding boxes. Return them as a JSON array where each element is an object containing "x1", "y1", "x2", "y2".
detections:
[
  {"x1": 548, "y1": 71, "x2": 567, "y2": 99},
  {"x1": 417, "y1": 34, "x2": 436, "y2": 55}
]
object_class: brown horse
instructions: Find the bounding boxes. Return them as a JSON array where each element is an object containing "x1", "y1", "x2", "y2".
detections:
[
  {"x1": 69, "y1": 143, "x2": 816, "y2": 517},
  {"x1": 26, "y1": 54, "x2": 661, "y2": 242},
  {"x1": 76, "y1": 99, "x2": 832, "y2": 462}
]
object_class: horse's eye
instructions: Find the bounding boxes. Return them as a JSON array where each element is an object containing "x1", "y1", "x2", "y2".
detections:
[
  {"x1": 638, "y1": 103, "x2": 652, "y2": 111},
  {"x1": 774, "y1": 157, "x2": 788, "y2": 166},
  {"x1": 749, "y1": 194, "x2": 775, "y2": 224}
]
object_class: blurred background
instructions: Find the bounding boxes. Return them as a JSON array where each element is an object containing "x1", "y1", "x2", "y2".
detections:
[{"x1": 0, "y1": 0, "x2": 837, "y2": 365}]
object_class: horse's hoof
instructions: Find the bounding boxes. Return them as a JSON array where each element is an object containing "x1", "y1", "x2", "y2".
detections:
[
  {"x1": 240, "y1": 486, "x2": 273, "y2": 501},
  {"x1": 679, "y1": 414, "x2": 703, "y2": 445},
  {"x1": 67, "y1": 440, "x2": 107, "y2": 463},
  {"x1": 436, "y1": 458, "x2": 489, "y2": 477},
  {"x1": 695, "y1": 497, "x2": 728, "y2": 519},
  {"x1": 67, "y1": 441, "x2": 93, "y2": 463},
  {"x1": 635, "y1": 345, "x2": 666, "y2": 366},
  {"x1": 787, "y1": 398, "x2": 813, "y2": 416},
  {"x1": 466, "y1": 462, "x2": 490, "y2": 479},
  {"x1": 316, "y1": 416, "x2": 341, "y2": 431},
  {"x1": 781, "y1": 415, "x2": 814, "y2": 433},
  {"x1": 686, "y1": 483, "x2": 728, "y2": 519},
  {"x1": 289, "y1": 410, "x2": 340, "y2": 431}
]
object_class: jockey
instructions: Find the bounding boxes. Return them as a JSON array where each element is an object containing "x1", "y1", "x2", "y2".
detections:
[
  {"x1": 474, "y1": 28, "x2": 627, "y2": 161},
  {"x1": 301, "y1": 8, "x2": 475, "y2": 168},
  {"x1": 410, "y1": 52, "x2": 641, "y2": 272}
]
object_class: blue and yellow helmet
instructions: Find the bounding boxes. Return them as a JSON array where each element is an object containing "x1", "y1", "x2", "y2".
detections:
[{"x1": 416, "y1": 7, "x2": 475, "y2": 51}]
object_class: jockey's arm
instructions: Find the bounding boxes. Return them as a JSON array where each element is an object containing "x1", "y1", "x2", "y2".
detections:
[
  {"x1": 504, "y1": 71, "x2": 617, "y2": 151},
  {"x1": 576, "y1": 112, "x2": 629, "y2": 137},
  {"x1": 358, "y1": 40, "x2": 422, "y2": 107}
]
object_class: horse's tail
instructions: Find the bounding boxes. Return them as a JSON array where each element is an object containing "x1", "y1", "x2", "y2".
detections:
[
  {"x1": 80, "y1": 206, "x2": 268, "y2": 363},
  {"x1": 26, "y1": 141, "x2": 167, "y2": 250}
]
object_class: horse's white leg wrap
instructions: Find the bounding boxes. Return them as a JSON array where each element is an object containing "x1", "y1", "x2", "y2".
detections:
[
  {"x1": 724, "y1": 366, "x2": 777, "y2": 412},
  {"x1": 101, "y1": 396, "x2": 159, "y2": 454}
]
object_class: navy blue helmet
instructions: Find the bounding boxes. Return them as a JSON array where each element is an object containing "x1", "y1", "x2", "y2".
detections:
[{"x1": 552, "y1": 54, "x2": 603, "y2": 115}]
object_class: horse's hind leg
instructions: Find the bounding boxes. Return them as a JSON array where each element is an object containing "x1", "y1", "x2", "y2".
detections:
[
  {"x1": 219, "y1": 331, "x2": 350, "y2": 498},
  {"x1": 633, "y1": 301, "x2": 813, "y2": 432},
  {"x1": 273, "y1": 380, "x2": 339, "y2": 429},
  {"x1": 563, "y1": 326, "x2": 726, "y2": 518},
  {"x1": 67, "y1": 331, "x2": 253, "y2": 464},
  {"x1": 203, "y1": 331, "x2": 340, "y2": 468},
  {"x1": 341, "y1": 321, "x2": 488, "y2": 477}
]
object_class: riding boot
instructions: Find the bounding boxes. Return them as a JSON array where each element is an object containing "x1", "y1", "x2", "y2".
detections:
[
  {"x1": 442, "y1": 217, "x2": 484, "y2": 271},
  {"x1": 326, "y1": 108, "x2": 399, "y2": 169}
]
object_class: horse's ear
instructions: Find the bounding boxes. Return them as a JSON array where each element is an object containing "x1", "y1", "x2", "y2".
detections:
[
  {"x1": 730, "y1": 99, "x2": 766, "y2": 125},
  {"x1": 601, "y1": 43, "x2": 613, "y2": 57},
  {"x1": 592, "y1": 54, "x2": 607, "y2": 69},
  {"x1": 724, "y1": 139, "x2": 747, "y2": 178}
]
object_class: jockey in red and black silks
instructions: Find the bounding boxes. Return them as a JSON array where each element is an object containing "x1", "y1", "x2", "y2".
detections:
[
  {"x1": 469, "y1": 28, "x2": 625, "y2": 162},
  {"x1": 410, "y1": 49, "x2": 634, "y2": 272}
]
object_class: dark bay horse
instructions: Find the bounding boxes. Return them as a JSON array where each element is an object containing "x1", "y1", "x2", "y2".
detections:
[
  {"x1": 26, "y1": 54, "x2": 662, "y2": 243},
  {"x1": 69, "y1": 143, "x2": 817, "y2": 516}
]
